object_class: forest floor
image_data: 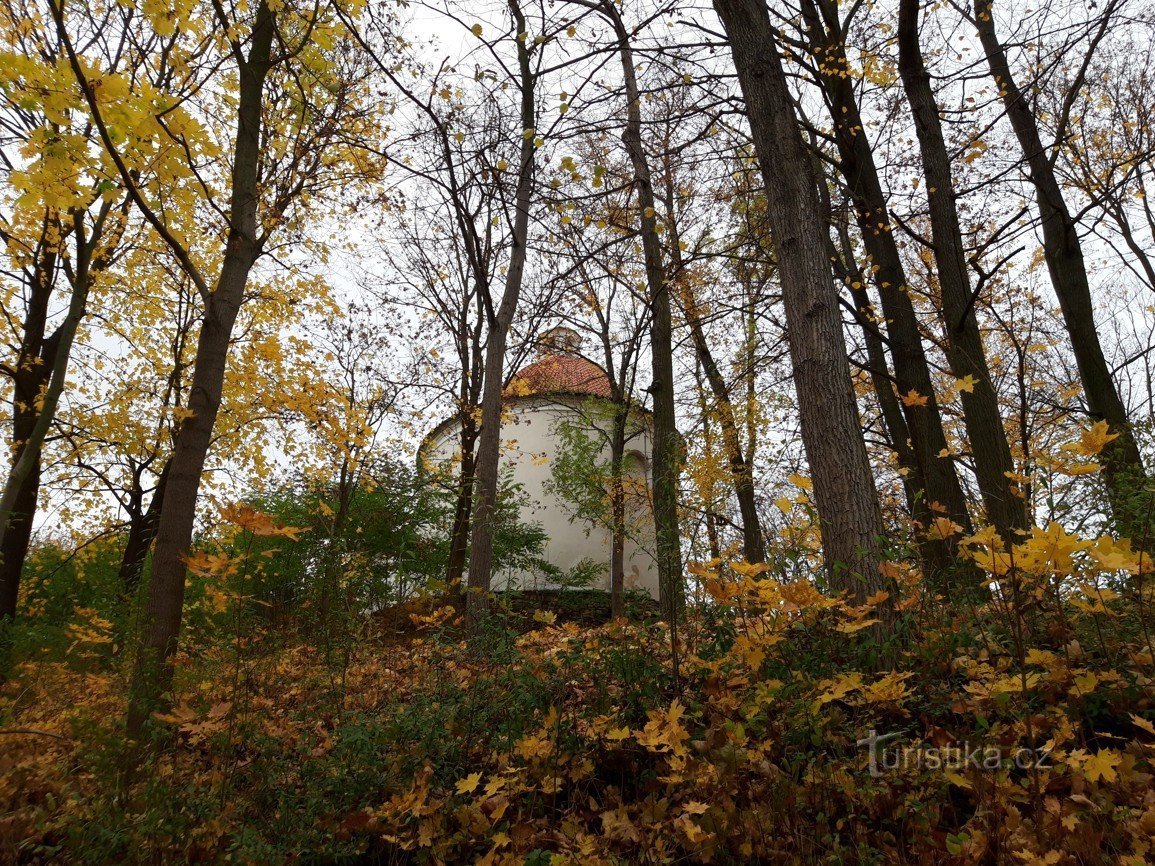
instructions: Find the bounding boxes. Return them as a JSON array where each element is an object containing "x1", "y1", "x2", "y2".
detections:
[{"x1": 2, "y1": 565, "x2": 1154, "y2": 864}]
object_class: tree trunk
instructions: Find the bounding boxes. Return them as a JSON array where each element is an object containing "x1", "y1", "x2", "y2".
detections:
[
  {"x1": 0, "y1": 264, "x2": 90, "y2": 597},
  {"x1": 683, "y1": 301, "x2": 766, "y2": 565},
  {"x1": 846, "y1": 283, "x2": 922, "y2": 514},
  {"x1": 118, "y1": 459, "x2": 170, "y2": 599},
  {"x1": 801, "y1": 0, "x2": 973, "y2": 560},
  {"x1": 0, "y1": 202, "x2": 116, "y2": 619},
  {"x1": 465, "y1": 0, "x2": 537, "y2": 621},
  {"x1": 444, "y1": 416, "x2": 477, "y2": 592},
  {"x1": 0, "y1": 367, "x2": 50, "y2": 621},
  {"x1": 713, "y1": 0, "x2": 889, "y2": 605},
  {"x1": 125, "y1": 0, "x2": 275, "y2": 739},
  {"x1": 667, "y1": 161, "x2": 765, "y2": 565},
  {"x1": 973, "y1": 0, "x2": 1148, "y2": 536},
  {"x1": 602, "y1": 0, "x2": 685, "y2": 618},
  {"x1": 609, "y1": 405, "x2": 626, "y2": 619},
  {"x1": 897, "y1": 0, "x2": 1030, "y2": 539}
]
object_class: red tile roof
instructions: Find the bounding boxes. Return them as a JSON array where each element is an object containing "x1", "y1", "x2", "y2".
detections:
[{"x1": 504, "y1": 354, "x2": 613, "y2": 399}]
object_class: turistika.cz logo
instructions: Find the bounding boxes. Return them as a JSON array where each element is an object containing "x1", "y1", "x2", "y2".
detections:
[{"x1": 856, "y1": 729, "x2": 1053, "y2": 778}]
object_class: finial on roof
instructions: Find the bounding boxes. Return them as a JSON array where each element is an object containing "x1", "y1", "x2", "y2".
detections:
[{"x1": 538, "y1": 326, "x2": 582, "y2": 356}]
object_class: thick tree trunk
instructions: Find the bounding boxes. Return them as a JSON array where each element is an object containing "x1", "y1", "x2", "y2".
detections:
[
  {"x1": 897, "y1": 0, "x2": 1030, "y2": 539},
  {"x1": 465, "y1": 0, "x2": 536, "y2": 621},
  {"x1": 713, "y1": 0, "x2": 888, "y2": 605},
  {"x1": 973, "y1": 0, "x2": 1148, "y2": 536},
  {"x1": 801, "y1": 0, "x2": 973, "y2": 561},
  {"x1": 125, "y1": 0, "x2": 275, "y2": 739}
]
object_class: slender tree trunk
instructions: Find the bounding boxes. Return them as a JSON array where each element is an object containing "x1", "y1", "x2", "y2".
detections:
[
  {"x1": 0, "y1": 259, "x2": 90, "y2": 588},
  {"x1": 0, "y1": 370, "x2": 49, "y2": 620},
  {"x1": 828, "y1": 197, "x2": 978, "y2": 579},
  {"x1": 973, "y1": 0, "x2": 1147, "y2": 535},
  {"x1": 683, "y1": 304, "x2": 766, "y2": 564},
  {"x1": 713, "y1": 0, "x2": 889, "y2": 605},
  {"x1": 118, "y1": 460, "x2": 170, "y2": 598},
  {"x1": 0, "y1": 202, "x2": 117, "y2": 618},
  {"x1": 601, "y1": 1, "x2": 684, "y2": 618},
  {"x1": 846, "y1": 282, "x2": 921, "y2": 512},
  {"x1": 661, "y1": 147, "x2": 766, "y2": 565},
  {"x1": 444, "y1": 417, "x2": 477, "y2": 592},
  {"x1": 465, "y1": 0, "x2": 536, "y2": 621},
  {"x1": 125, "y1": 0, "x2": 275, "y2": 739},
  {"x1": 801, "y1": 0, "x2": 973, "y2": 559},
  {"x1": 696, "y1": 375, "x2": 726, "y2": 564},
  {"x1": 609, "y1": 405, "x2": 626, "y2": 619},
  {"x1": 898, "y1": 0, "x2": 1030, "y2": 539}
]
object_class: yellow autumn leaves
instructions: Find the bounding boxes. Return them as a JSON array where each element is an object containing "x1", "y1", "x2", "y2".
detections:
[
  {"x1": 962, "y1": 520, "x2": 1147, "y2": 580},
  {"x1": 813, "y1": 671, "x2": 913, "y2": 709}
]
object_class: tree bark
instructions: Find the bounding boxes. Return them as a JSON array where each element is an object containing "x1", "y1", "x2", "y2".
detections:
[
  {"x1": 0, "y1": 251, "x2": 92, "y2": 600},
  {"x1": 465, "y1": 0, "x2": 537, "y2": 621},
  {"x1": 800, "y1": 0, "x2": 973, "y2": 563},
  {"x1": 609, "y1": 405, "x2": 626, "y2": 619},
  {"x1": 0, "y1": 200, "x2": 118, "y2": 619},
  {"x1": 973, "y1": 0, "x2": 1148, "y2": 536},
  {"x1": 713, "y1": 0, "x2": 888, "y2": 604},
  {"x1": 599, "y1": 0, "x2": 685, "y2": 618},
  {"x1": 118, "y1": 459, "x2": 170, "y2": 598},
  {"x1": 682, "y1": 298, "x2": 766, "y2": 565},
  {"x1": 897, "y1": 0, "x2": 1030, "y2": 539},
  {"x1": 0, "y1": 322, "x2": 53, "y2": 620},
  {"x1": 125, "y1": 0, "x2": 276, "y2": 739},
  {"x1": 444, "y1": 416, "x2": 477, "y2": 592}
]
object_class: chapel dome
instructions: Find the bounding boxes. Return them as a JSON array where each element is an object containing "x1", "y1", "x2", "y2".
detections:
[{"x1": 504, "y1": 354, "x2": 613, "y2": 399}]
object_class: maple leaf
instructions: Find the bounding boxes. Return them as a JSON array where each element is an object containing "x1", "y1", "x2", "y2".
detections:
[
  {"x1": 926, "y1": 517, "x2": 964, "y2": 541},
  {"x1": 953, "y1": 374, "x2": 978, "y2": 394},
  {"x1": 1080, "y1": 749, "x2": 1122, "y2": 783},
  {"x1": 220, "y1": 502, "x2": 306, "y2": 539},
  {"x1": 900, "y1": 389, "x2": 929, "y2": 407},
  {"x1": 1062, "y1": 420, "x2": 1119, "y2": 458},
  {"x1": 1089, "y1": 537, "x2": 1142, "y2": 574},
  {"x1": 1130, "y1": 714, "x2": 1155, "y2": 736},
  {"x1": 455, "y1": 772, "x2": 482, "y2": 795},
  {"x1": 731, "y1": 560, "x2": 771, "y2": 578},
  {"x1": 1024, "y1": 649, "x2": 1058, "y2": 666},
  {"x1": 861, "y1": 672, "x2": 912, "y2": 703},
  {"x1": 814, "y1": 672, "x2": 863, "y2": 706},
  {"x1": 787, "y1": 472, "x2": 812, "y2": 490},
  {"x1": 835, "y1": 618, "x2": 880, "y2": 634}
]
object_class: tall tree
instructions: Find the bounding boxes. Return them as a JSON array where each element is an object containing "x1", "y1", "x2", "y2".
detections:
[
  {"x1": 656, "y1": 131, "x2": 767, "y2": 566},
  {"x1": 0, "y1": 0, "x2": 140, "y2": 621},
  {"x1": 54, "y1": 0, "x2": 379, "y2": 736},
  {"x1": 465, "y1": 0, "x2": 540, "y2": 619},
  {"x1": 896, "y1": 0, "x2": 1030, "y2": 538},
  {"x1": 972, "y1": 0, "x2": 1148, "y2": 536},
  {"x1": 577, "y1": 0, "x2": 685, "y2": 615},
  {"x1": 797, "y1": 0, "x2": 973, "y2": 573},
  {"x1": 712, "y1": 0, "x2": 889, "y2": 605}
]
